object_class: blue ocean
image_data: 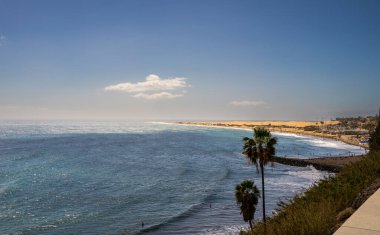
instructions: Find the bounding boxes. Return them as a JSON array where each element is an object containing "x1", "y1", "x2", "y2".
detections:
[{"x1": 0, "y1": 121, "x2": 365, "y2": 234}]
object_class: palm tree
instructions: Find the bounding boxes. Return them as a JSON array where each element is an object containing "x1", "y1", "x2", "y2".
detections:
[
  {"x1": 242, "y1": 128, "x2": 277, "y2": 223},
  {"x1": 235, "y1": 180, "x2": 260, "y2": 230}
]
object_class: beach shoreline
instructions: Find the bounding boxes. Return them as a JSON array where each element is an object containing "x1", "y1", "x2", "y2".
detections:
[{"x1": 176, "y1": 121, "x2": 369, "y2": 149}]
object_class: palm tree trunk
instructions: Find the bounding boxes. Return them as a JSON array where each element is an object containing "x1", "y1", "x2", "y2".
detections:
[
  {"x1": 261, "y1": 164, "x2": 266, "y2": 223},
  {"x1": 249, "y1": 219, "x2": 253, "y2": 230}
]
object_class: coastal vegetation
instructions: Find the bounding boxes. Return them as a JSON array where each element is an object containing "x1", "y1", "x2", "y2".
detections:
[
  {"x1": 239, "y1": 113, "x2": 380, "y2": 234},
  {"x1": 242, "y1": 128, "x2": 277, "y2": 223},
  {"x1": 235, "y1": 180, "x2": 260, "y2": 230},
  {"x1": 242, "y1": 150, "x2": 380, "y2": 235}
]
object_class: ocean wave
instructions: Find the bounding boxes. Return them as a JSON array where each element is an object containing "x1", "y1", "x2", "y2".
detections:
[
  {"x1": 199, "y1": 225, "x2": 247, "y2": 235},
  {"x1": 39, "y1": 224, "x2": 58, "y2": 228},
  {"x1": 265, "y1": 165, "x2": 332, "y2": 191},
  {"x1": 0, "y1": 185, "x2": 8, "y2": 195},
  {"x1": 302, "y1": 139, "x2": 347, "y2": 149},
  {"x1": 222, "y1": 167, "x2": 232, "y2": 180},
  {"x1": 272, "y1": 132, "x2": 309, "y2": 139},
  {"x1": 0, "y1": 180, "x2": 18, "y2": 195},
  {"x1": 265, "y1": 132, "x2": 365, "y2": 154},
  {"x1": 136, "y1": 194, "x2": 216, "y2": 235},
  {"x1": 174, "y1": 123, "x2": 251, "y2": 132},
  {"x1": 286, "y1": 165, "x2": 332, "y2": 181}
]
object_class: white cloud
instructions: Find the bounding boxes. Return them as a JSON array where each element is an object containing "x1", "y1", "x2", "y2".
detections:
[
  {"x1": 105, "y1": 74, "x2": 189, "y2": 93},
  {"x1": 105, "y1": 74, "x2": 189, "y2": 100},
  {"x1": 132, "y1": 92, "x2": 183, "y2": 100},
  {"x1": 229, "y1": 100, "x2": 266, "y2": 107}
]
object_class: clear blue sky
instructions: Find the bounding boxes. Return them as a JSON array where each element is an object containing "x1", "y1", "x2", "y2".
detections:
[{"x1": 0, "y1": 0, "x2": 379, "y2": 120}]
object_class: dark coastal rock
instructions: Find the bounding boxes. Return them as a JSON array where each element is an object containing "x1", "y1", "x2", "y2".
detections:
[
  {"x1": 336, "y1": 207, "x2": 354, "y2": 222},
  {"x1": 274, "y1": 156, "x2": 342, "y2": 173},
  {"x1": 330, "y1": 207, "x2": 355, "y2": 234},
  {"x1": 352, "y1": 178, "x2": 380, "y2": 209}
]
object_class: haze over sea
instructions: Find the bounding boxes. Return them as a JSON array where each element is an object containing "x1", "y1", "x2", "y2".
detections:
[{"x1": 0, "y1": 121, "x2": 365, "y2": 234}]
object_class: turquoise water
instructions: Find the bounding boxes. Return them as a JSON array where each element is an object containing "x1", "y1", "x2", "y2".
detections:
[{"x1": 0, "y1": 121, "x2": 365, "y2": 234}]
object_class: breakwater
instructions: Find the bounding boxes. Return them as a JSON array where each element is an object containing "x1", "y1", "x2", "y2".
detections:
[{"x1": 274, "y1": 156, "x2": 343, "y2": 173}]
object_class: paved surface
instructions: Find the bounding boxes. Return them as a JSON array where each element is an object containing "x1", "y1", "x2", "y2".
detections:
[{"x1": 334, "y1": 188, "x2": 380, "y2": 235}]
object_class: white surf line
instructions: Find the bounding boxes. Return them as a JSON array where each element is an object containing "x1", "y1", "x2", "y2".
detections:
[{"x1": 170, "y1": 122, "x2": 252, "y2": 132}]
